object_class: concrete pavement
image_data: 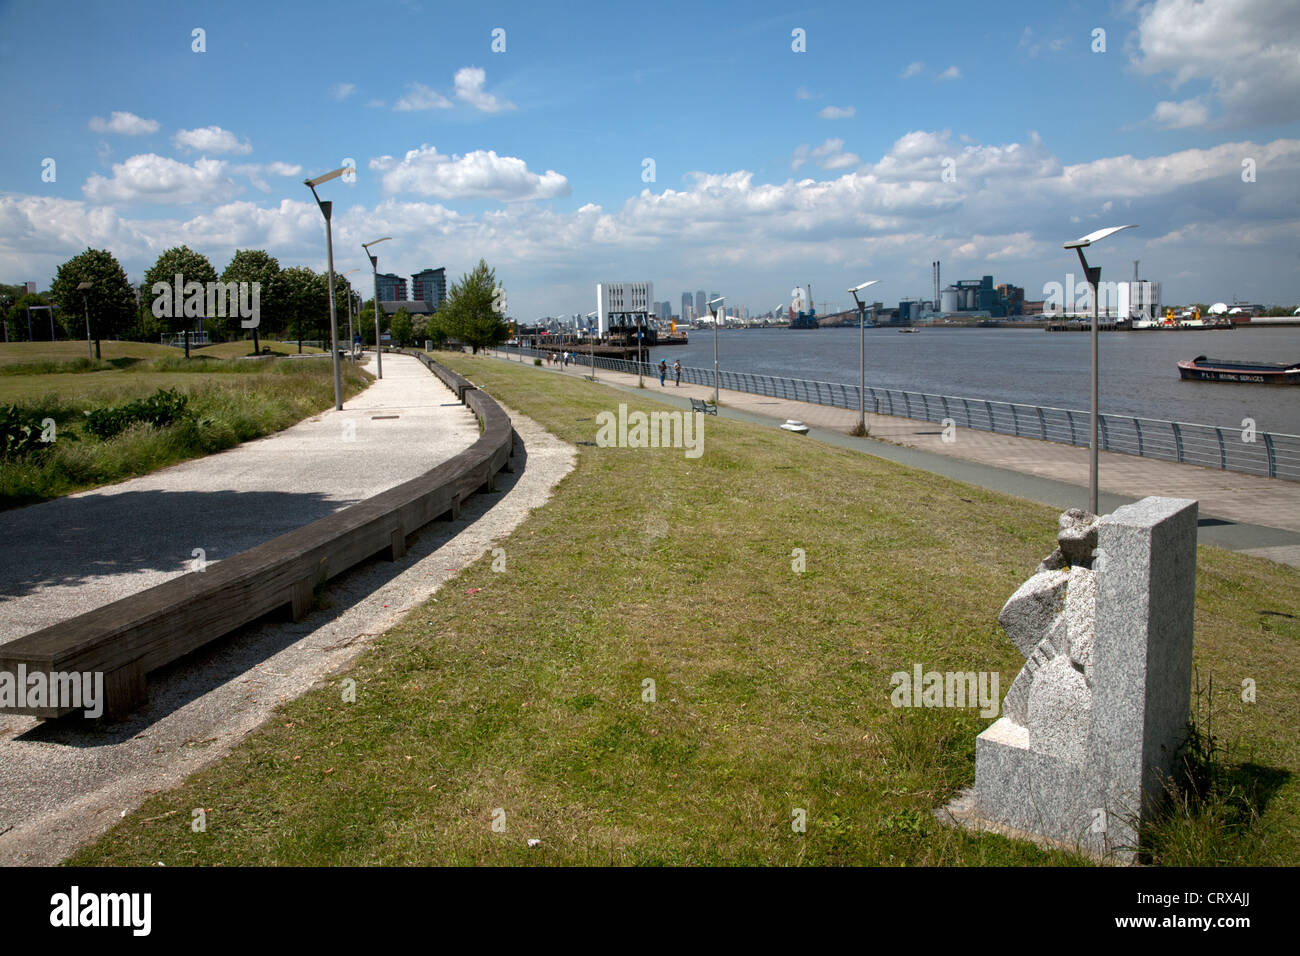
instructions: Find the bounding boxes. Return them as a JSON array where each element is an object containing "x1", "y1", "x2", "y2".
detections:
[{"x1": 0, "y1": 352, "x2": 481, "y2": 642}]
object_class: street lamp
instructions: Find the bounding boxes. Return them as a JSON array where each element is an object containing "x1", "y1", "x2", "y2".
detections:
[
  {"x1": 304, "y1": 164, "x2": 354, "y2": 411},
  {"x1": 76, "y1": 281, "x2": 95, "y2": 360},
  {"x1": 362, "y1": 236, "x2": 392, "y2": 379},
  {"x1": 1064, "y1": 224, "x2": 1138, "y2": 515},
  {"x1": 848, "y1": 279, "x2": 880, "y2": 435},
  {"x1": 708, "y1": 296, "x2": 725, "y2": 404}
]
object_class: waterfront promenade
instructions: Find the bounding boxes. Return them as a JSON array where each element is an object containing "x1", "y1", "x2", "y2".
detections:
[{"x1": 489, "y1": 350, "x2": 1300, "y2": 567}]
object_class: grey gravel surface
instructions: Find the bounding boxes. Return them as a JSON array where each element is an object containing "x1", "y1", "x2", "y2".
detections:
[
  {"x1": 0, "y1": 353, "x2": 479, "y2": 640},
  {"x1": 0, "y1": 374, "x2": 576, "y2": 865}
]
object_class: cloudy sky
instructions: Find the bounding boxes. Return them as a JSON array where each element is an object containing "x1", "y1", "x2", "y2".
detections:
[{"x1": 1, "y1": 0, "x2": 1297, "y2": 318}]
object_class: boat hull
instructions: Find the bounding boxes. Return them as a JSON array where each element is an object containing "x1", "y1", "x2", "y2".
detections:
[{"x1": 1177, "y1": 359, "x2": 1300, "y2": 384}]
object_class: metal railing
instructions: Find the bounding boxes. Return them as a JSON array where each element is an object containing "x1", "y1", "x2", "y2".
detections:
[{"x1": 494, "y1": 346, "x2": 1300, "y2": 482}]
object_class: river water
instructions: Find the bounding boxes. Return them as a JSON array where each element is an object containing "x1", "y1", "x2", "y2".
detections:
[{"x1": 650, "y1": 326, "x2": 1300, "y2": 435}]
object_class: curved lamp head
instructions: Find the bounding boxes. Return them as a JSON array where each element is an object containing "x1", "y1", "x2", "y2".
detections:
[
  {"x1": 849, "y1": 279, "x2": 880, "y2": 308},
  {"x1": 1064, "y1": 224, "x2": 1137, "y2": 249}
]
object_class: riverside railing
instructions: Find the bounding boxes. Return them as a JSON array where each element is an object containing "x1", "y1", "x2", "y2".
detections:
[{"x1": 496, "y1": 346, "x2": 1300, "y2": 481}]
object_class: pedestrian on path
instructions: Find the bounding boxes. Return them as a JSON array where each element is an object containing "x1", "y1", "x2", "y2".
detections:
[
  {"x1": 673, "y1": 360, "x2": 682, "y2": 386},
  {"x1": 658, "y1": 359, "x2": 667, "y2": 386}
]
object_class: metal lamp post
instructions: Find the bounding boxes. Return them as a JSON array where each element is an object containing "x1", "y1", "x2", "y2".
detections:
[
  {"x1": 1063, "y1": 224, "x2": 1138, "y2": 515},
  {"x1": 848, "y1": 279, "x2": 880, "y2": 435},
  {"x1": 304, "y1": 165, "x2": 354, "y2": 411},
  {"x1": 362, "y1": 236, "x2": 392, "y2": 379},
  {"x1": 76, "y1": 281, "x2": 94, "y2": 360},
  {"x1": 708, "y1": 296, "x2": 725, "y2": 404}
]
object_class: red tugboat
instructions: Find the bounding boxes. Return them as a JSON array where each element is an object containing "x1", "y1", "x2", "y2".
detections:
[{"x1": 1178, "y1": 355, "x2": 1300, "y2": 384}]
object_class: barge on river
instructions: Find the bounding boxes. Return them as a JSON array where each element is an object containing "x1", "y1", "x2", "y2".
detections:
[{"x1": 1177, "y1": 355, "x2": 1300, "y2": 385}]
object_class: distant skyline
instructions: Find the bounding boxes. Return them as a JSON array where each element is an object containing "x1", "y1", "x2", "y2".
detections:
[{"x1": 1, "y1": 0, "x2": 1297, "y2": 318}]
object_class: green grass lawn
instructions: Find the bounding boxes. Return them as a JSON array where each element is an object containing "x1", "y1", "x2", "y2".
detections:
[
  {"x1": 0, "y1": 339, "x2": 325, "y2": 372},
  {"x1": 1, "y1": 347, "x2": 369, "y2": 508},
  {"x1": 69, "y1": 354, "x2": 1300, "y2": 866}
]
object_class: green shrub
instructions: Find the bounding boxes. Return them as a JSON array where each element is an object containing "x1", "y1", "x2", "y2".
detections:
[
  {"x1": 0, "y1": 404, "x2": 53, "y2": 459},
  {"x1": 83, "y1": 388, "x2": 190, "y2": 439}
]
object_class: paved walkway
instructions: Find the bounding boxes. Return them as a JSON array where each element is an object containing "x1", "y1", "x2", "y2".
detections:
[
  {"x1": 0, "y1": 352, "x2": 481, "y2": 642},
  {"x1": 0, "y1": 401, "x2": 577, "y2": 865},
  {"x1": 491, "y1": 351, "x2": 1300, "y2": 567}
]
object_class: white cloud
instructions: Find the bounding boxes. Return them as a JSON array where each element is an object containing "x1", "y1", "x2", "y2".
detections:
[
  {"x1": 5, "y1": 131, "x2": 1297, "y2": 315},
  {"x1": 1131, "y1": 0, "x2": 1300, "y2": 127},
  {"x1": 795, "y1": 86, "x2": 814, "y2": 99},
  {"x1": 82, "y1": 154, "x2": 238, "y2": 205},
  {"x1": 229, "y1": 161, "x2": 304, "y2": 193},
  {"x1": 900, "y1": 61, "x2": 924, "y2": 79},
  {"x1": 792, "y1": 138, "x2": 861, "y2": 171},
  {"x1": 819, "y1": 105, "x2": 855, "y2": 119},
  {"x1": 1152, "y1": 98, "x2": 1211, "y2": 129},
  {"x1": 369, "y1": 145, "x2": 568, "y2": 201},
  {"x1": 88, "y1": 111, "x2": 159, "y2": 135},
  {"x1": 1018, "y1": 27, "x2": 1066, "y2": 58},
  {"x1": 366, "y1": 99, "x2": 386, "y2": 109},
  {"x1": 393, "y1": 82, "x2": 452, "y2": 111},
  {"x1": 937, "y1": 65, "x2": 961, "y2": 81},
  {"x1": 331, "y1": 82, "x2": 355, "y2": 100},
  {"x1": 172, "y1": 126, "x2": 253, "y2": 155},
  {"x1": 453, "y1": 67, "x2": 516, "y2": 112}
]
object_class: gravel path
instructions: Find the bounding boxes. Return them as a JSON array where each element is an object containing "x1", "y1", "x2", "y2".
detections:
[{"x1": 0, "y1": 373, "x2": 576, "y2": 864}]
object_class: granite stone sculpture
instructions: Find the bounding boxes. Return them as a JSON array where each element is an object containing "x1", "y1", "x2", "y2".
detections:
[{"x1": 951, "y1": 497, "x2": 1198, "y2": 861}]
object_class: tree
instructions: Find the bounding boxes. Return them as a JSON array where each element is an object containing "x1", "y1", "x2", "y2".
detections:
[
  {"x1": 274, "y1": 267, "x2": 330, "y2": 353},
  {"x1": 221, "y1": 249, "x2": 281, "y2": 354},
  {"x1": 50, "y1": 248, "x2": 135, "y2": 358},
  {"x1": 143, "y1": 245, "x2": 219, "y2": 357},
  {"x1": 124, "y1": 281, "x2": 168, "y2": 344},
  {"x1": 437, "y1": 259, "x2": 508, "y2": 354},
  {"x1": 390, "y1": 307, "x2": 414, "y2": 347},
  {"x1": 3, "y1": 291, "x2": 52, "y2": 341},
  {"x1": 357, "y1": 298, "x2": 385, "y2": 345},
  {"x1": 412, "y1": 311, "x2": 446, "y2": 349}
]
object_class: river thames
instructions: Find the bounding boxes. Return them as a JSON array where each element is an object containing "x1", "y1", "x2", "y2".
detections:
[{"x1": 650, "y1": 325, "x2": 1300, "y2": 435}]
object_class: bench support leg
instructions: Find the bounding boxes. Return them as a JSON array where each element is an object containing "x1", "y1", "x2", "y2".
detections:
[
  {"x1": 104, "y1": 663, "x2": 147, "y2": 719},
  {"x1": 290, "y1": 577, "x2": 314, "y2": 621},
  {"x1": 388, "y1": 526, "x2": 407, "y2": 561}
]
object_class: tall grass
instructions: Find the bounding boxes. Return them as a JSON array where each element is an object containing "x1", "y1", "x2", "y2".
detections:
[{"x1": 0, "y1": 359, "x2": 369, "y2": 508}]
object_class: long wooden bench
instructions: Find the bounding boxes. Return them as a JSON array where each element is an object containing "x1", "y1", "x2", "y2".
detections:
[
  {"x1": 690, "y1": 397, "x2": 718, "y2": 416},
  {"x1": 0, "y1": 353, "x2": 515, "y2": 719}
]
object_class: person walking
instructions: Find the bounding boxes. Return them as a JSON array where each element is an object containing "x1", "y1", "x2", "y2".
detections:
[
  {"x1": 673, "y1": 359, "x2": 682, "y2": 386},
  {"x1": 658, "y1": 359, "x2": 667, "y2": 387}
]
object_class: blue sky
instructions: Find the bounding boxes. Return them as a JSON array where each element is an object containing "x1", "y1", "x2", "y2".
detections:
[{"x1": 1, "y1": 0, "x2": 1297, "y2": 318}]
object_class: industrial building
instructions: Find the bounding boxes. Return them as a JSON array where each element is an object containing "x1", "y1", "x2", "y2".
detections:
[
  {"x1": 596, "y1": 281, "x2": 654, "y2": 336},
  {"x1": 937, "y1": 275, "x2": 1024, "y2": 317}
]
